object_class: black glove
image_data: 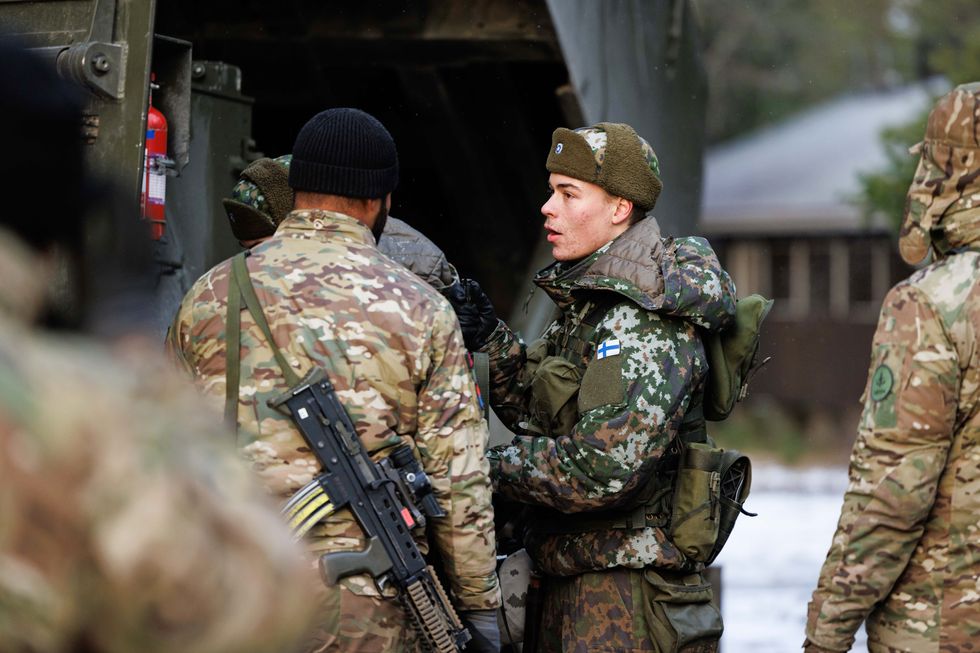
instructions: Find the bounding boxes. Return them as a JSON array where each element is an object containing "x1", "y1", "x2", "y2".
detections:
[
  {"x1": 460, "y1": 609, "x2": 501, "y2": 653},
  {"x1": 442, "y1": 278, "x2": 499, "y2": 351}
]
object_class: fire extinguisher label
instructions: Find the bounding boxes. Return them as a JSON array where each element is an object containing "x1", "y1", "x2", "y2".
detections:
[{"x1": 148, "y1": 167, "x2": 166, "y2": 204}]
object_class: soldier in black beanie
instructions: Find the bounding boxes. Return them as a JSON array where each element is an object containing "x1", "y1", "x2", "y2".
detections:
[
  {"x1": 288, "y1": 107, "x2": 399, "y2": 241},
  {"x1": 168, "y1": 106, "x2": 502, "y2": 653}
]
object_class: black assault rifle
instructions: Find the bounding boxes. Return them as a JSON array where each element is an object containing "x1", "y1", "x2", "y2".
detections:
[{"x1": 270, "y1": 368, "x2": 471, "y2": 653}]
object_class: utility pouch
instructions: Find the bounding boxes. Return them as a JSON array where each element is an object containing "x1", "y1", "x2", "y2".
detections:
[
  {"x1": 706, "y1": 450, "x2": 753, "y2": 566},
  {"x1": 641, "y1": 568, "x2": 723, "y2": 653},
  {"x1": 527, "y1": 355, "x2": 582, "y2": 437},
  {"x1": 703, "y1": 294, "x2": 773, "y2": 421},
  {"x1": 668, "y1": 443, "x2": 723, "y2": 562}
]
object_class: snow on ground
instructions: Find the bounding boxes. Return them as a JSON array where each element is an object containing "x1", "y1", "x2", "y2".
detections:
[{"x1": 715, "y1": 464, "x2": 868, "y2": 652}]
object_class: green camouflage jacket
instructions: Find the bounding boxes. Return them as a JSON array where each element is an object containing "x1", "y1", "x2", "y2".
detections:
[
  {"x1": 807, "y1": 82, "x2": 980, "y2": 653},
  {"x1": 167, "y1": 209, "x2": 500, "y2": 611},
  {"x1": 0, "y1": 229, "x2": 315, "y2": 653},
  {"x1": 484, "y1": 217, "x2": 736, "y2": 576}
]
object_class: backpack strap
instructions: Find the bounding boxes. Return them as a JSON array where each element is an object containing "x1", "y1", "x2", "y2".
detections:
[
  {"x1": 556, "y1": 294, "x2": 620, "y2": 369},
  {"x1": 676, "y1": 393, "x2": 708, "y2": 447}
]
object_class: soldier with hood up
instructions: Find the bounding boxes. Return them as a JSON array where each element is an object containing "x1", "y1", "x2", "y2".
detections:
[
  {"x1": 446, "y1": 123, "x2": 737, "y2": 653},
  {"x1": 804, "y1": 83, "x2": 980, "y2": 652}
]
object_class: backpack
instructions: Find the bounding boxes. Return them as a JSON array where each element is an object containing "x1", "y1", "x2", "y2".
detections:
[{"x1": 670, "y1": 294, "x2": 770, "y2": 564}]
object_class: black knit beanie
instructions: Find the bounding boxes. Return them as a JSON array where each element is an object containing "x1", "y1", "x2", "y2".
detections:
[{"x1": 289, "y1": 108, "x2": 399, "y2": 199}]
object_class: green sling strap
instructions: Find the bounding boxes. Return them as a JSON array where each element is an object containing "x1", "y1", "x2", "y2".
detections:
[
  {"x1": 223, "y1": 252, "x2": 302, "y2": 427},
  {"x1": 224, "y1": 259, "x2": 243, "y2": 426}
]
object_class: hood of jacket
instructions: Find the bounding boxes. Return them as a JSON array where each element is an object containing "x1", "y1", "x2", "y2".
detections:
[
  {"x1": 533, "y1": 216, "x2": 736, "y2": 332},
  {"x1": 899, "y1": 82, "x2": 980, "y2": 265},
  {"x1": 377, "y1": 216, "x2": 459, "y2": 291}
]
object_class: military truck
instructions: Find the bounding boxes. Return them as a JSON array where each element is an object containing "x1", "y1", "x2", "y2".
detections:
[{"x1": 1, "y1": 0, "x2": 707, "y2": 340}]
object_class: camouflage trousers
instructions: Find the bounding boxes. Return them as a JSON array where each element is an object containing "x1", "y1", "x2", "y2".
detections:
[
  {"x1": 537, "y1": 567, "x2": 722, "y2": 653},
  {"x1": 301, "y1": 581, "x2": 421, "y2": 653}
]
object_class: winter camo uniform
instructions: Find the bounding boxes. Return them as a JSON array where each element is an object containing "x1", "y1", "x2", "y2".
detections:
[
  {"x1": 0, "y1": 229, "x2": 315, "y2": 653},
  {"x1": 167, "y1": 209, "x2": 500, "y2": 651},
  {"x1": 485, "y1": 214, "x2": 736, "y2": 652},
  {"x1": 806, "y1": 83, "x2": 980, "y2": 653}
]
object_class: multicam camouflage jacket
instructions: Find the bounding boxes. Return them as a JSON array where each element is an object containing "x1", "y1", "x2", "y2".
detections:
[
  {"x1": 167, "y1": 209, "x2": 500, "y2": 611},
  {"x1": 484, "y1": 217, "x2": 736, "y2": 576},
  {"x1": 807, "y1": 82, "x2": 980, "y2": 653},
  {"x1": 0, "y1": 229, "x2": 315, "y2": 653},
  {"x1": 806, "y1": 251, "x2": 980, "y2": 653}
]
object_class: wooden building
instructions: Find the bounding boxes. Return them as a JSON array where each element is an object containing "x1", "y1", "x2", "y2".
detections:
[{"x1": 699, "y1": 81, "x2": 945, "y2": 435}]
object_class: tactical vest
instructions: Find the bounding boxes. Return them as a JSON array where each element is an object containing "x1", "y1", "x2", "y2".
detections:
[
  {"x1": 526, "y1": 292, "x2": 756, "y2": 566},
  {"x1": 524, "y1": 293, "x2": 704, "y2": 524}
]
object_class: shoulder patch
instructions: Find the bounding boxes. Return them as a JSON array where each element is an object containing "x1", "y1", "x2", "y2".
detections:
[
  {"x1": 870, "y1": 364, "x2": 894, "y2": 402},
  {"x1": 579, "y1": 354, "x2": 625, "y2": 413}
]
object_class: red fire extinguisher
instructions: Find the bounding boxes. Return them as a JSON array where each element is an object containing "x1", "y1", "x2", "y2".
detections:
[{"x1": 142, "y1": 74, "x2": 168, "y2": 240}]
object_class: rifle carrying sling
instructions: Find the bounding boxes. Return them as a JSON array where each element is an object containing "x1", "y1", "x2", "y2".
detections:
[{"x1": 224, "y1": 251, "x2": 302, "y2": 426}]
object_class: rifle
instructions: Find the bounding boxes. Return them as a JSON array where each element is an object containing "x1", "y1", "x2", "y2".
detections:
[{"x1": 270, "y1": 367, "x2": 471, "y2": 653}]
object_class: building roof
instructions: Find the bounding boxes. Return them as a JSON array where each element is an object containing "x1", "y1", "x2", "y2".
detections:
[{"x1": 700, "y1": 79, "x2": 947, "y2": 235}]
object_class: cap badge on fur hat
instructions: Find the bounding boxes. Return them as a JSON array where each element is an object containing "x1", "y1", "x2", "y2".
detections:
[{"x1": 545, "y1": 122, "x2": 662, "y2": 210}]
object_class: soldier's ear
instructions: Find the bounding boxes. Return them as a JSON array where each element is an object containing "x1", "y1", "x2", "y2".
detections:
[{"x1": 611, "y1": 197, "x2": 633, "y2": 226}]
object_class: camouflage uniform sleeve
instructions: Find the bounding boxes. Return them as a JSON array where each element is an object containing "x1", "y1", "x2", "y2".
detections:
[
  {"x1": 481, "y1": 320, "x2": 533, "y2": 432},
  {"x1": 164, "y1": 301, "x2": 194, "y2": 375},
  {"x1": 806, "y1": 283, "x2": 959, "y2": 651},
  {"x1": 0, "y1": 353, "x2": 316, "y2": 653},
  {"x1": 487, "y1": 303, "x2": 703, "y2": 512},
  {"x1": 416, "y1": 303, "x2": 501, "y2": 611},
  {"x1": 162, "y1": 266, "x2": 231, "y2": 381}
]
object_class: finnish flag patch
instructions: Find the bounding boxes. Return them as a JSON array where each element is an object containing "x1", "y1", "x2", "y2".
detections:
[{"x1": 596, "y1": 338, "x2": 621, "y2": 360}]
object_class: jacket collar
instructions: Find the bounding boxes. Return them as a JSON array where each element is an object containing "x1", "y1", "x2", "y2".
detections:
[
  {"x1": 533, "y1": 216, "x2": 663, "y2": 310},
  {"x1": 532, "y1": 217, "x2": 736, "y2": 332},
  {"x1": 277, "y1": 209, "x2": 376, "y2": 247}
]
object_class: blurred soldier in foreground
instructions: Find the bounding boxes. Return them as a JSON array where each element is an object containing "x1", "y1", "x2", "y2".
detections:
[
  {"x1": 168, "y1": 108, "x2": 500, "y2": 652},
  {"x1": 223, "y1": 153, "x2": 461, "y2": 290},
  {"x1": 804, "y1": 83, "x2": 980, "y2": 652},
  {"x1": 0, "y1": 39, "x2": 315, "y2": 653},
  {"x1": 446, "y1": 124, "x2": 736, "y2": 652}
]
